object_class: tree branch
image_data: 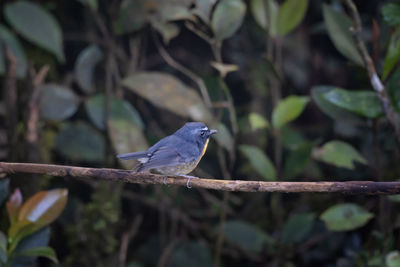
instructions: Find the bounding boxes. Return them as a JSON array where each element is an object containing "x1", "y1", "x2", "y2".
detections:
[
  {"x1": 344, "y1": 0, "x2": 400, "y2": 144},
  {"x1": 1, "y1": 162, "x2": 400, "y2": 194}
]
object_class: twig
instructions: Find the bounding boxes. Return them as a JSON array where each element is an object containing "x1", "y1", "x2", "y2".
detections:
[
  {"x1": 152, "y1": 31, "x2": 213, "y2": 108},
  {"x1": 2, "y1": 162, "x2": 400, "y2": 193},
  {"x1": 4, "y1": 47, "x2": 18, "y2": 160},
  {"x1": 26, "y1": 65, "x2": 49, "y2": 144},
  {"x1": 344, "y1": 0, "x2": 400, "y2": 144},
  {"x1": 118, "y1": 215, "x2": 143, "y2": 267}
]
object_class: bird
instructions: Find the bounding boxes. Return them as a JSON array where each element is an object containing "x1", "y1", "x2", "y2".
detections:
[{"x1": 117, "y1": 122, "x2": 217, "y2": 188}]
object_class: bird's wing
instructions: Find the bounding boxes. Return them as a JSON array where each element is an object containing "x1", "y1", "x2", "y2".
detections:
[
  {"x1": 117, "y1": 151, "x2": 148, "y2": 160},
  {"x1": 137, "y1": 145, "x2": 184, "y2": 171}
]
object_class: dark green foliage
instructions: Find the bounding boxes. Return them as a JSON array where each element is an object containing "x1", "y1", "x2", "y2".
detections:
[{"x1": 2, "y1": 0, "x2": 400, "y2": 266}]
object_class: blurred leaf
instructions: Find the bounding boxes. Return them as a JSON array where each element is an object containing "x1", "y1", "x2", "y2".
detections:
[
  {"x1": 322, "y1": 4, "x2": 363, "y2": 66},
  {"x1": 18, "y1": 189, "x2": 68, "y2": 228},
  {"x1": 277, "y1": 0, "x2": 309, "y2": 36},
  {"x1": 223, "y1": 220, "x2": 273, "y2": 253},
  {"x1": 85, "y1": 94, "x2": 144, "y2": 130},
  {"x1": 7, "y1": 188, "x2": 23, "y2": 225},
  {"x1": 74, "y1": 45, "x2": 103, "y2": 94},
  {"x1": 55, "y1": 121, "x2": 105, "y2": 162},
  {"x1": 5, "y1": 1, "x2": 64, "y2": 62},
  {"x1": 281, "y1": 125, "x2": 306, "y2": 150},
  {"x1": 171, "y1": 241, "x2": 213, "y2": 267},
  {"x1": 315, "y1": 140, "x2": 367, "y2": 169},
  {"x1": 386, "y1": 251, "x2": 400, "y2": 267},
  {"x1": 322, "y1": 88, "x2": 383, "y2": 119},
  {"x1": 150, "y1": 19, "x2": 180, "y2": 44},
  {"x1": 283, "y1": 142, "x2": 313, "y2": 178},
  {"x1": 15, "y1": 246, "x2": 58, "y2": 263},
  {"x1": 311, "y1": 86, "x2": 363, "y2": 123},
  {"x1": 250, "y1": 0, "x2": 279, "y2": 36},
  {"x1": 388, "y1": 193, "x2": 400, "y2": 203},
  {"x1": 382, "y1": 3, "x2": 400, "y2": 26},
  {"x1": 320, "y1": 203, "x2": 374, "y2": 231},
  {"x1": 211, "y1": 0, "x2": 246, "y2": 40},
  {"x1": 171, "y1": 242, "x2": 213, "y2": 267},
  {"x1": 39, "y1": 84, "x2": 80, "y2": 121},
  {"x1": 161, "y1": 5, "x2": 194, "y2": 21},
  {"x1": 122, "y1": 72, "x2": 212, "y2": 123},
  {"x1": 249, "y1": 112, "x2": 270, "y2": 131},
  {"x1": 0, "y1": 231, "x2": 6, "y2": 263},
  {"x1": 109, "y1": 119, "x2": 148, "y2": 169},
  {"x1": 9, "y1": 227, "x2": 51, "y2": 266},
  {"x1": 193, "y1": 0, "x2": 216, "y2": 22},
  {"x1": 213, "y1": 123, "x2": 234, "y2": 153},
  {"x1": 281, "y1": 212, "x2": 316, "y2": 244},
  {"x1": 114, "y1": 0, "x2": 147, "y2": 34},
  {"x1": 272, "y1": 95, "x2": 309, "y2": 129},
  {"x1": 76, "y1": 0, "x2": 98, "y2": 11},
  {"x1": 0, "y1": 178, "x2": 9, "y2": 206},
  {"x1": 383, "y1": 28, "x2": 400, "y2": 80},
  {"x1": 239, "y1": 145, "x2": 276, "y2": 180},
  {"x1": 0, "y1": 24, "x2": 27, "y2": 78}
]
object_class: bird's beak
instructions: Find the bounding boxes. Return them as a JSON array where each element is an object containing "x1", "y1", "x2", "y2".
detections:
[{"x1": 209, "y1": 129, "x2": 217, "y2": 135}]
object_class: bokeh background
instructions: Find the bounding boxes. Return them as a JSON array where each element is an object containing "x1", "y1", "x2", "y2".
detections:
[{"x1": 1, "y1": 0, "x2": 400, "y2": 266}]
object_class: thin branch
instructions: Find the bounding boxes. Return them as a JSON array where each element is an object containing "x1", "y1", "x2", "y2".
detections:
[
  {"x1": 344, "y1": 0, "x2": 400, "y2": 144},
  {"x1": 1, "y1": 162, "x2": 400, "y2": 194},
  {"x1": 152, "y1": 31, "x2": 213, "y2": 108}
]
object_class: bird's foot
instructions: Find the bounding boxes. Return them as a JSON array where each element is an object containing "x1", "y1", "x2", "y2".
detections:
[
  {"x1": 181, "y1": 175, "x2": 199, "y2": 189},
  {"x1": 163, "y1": 176, "x2": 168, "y2": 185}
]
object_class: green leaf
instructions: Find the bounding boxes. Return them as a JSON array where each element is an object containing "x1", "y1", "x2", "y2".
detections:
[
  {"x1": 322, "y1": 4, "x2": 363, "y2": 66},
  {"x1": 311, "y1": 86, "x2": 363, "y2": 123},
  {"x1": 315, "y1": 140, "x2": 367, "y2": 169},
  {"x1": 213, "y1": 123, "x2": 234, "y2": 153},
  {"x1": 6, "y1": 188, "x2": 23, "y2": 225},
  {"x1": 109, "y1": 119, "x2": 148, "y2": 169},
  {"x1": 283, "y1": 142, "x2": 313, "y2": 178},
  {"x1": 0, "y1": 24, "x2": 27, "y2": 78},
  {"x1": 171, "y1": 242, "x2": 213, "y2": 267},
  {"x1": 0, "y1": 231, "x2": 7, "y2": 263},
  {"x1": 193, "y1": 0, "x2": 215, "y2": 22},
  {"x1": 0, "y1": 178, "x2": 9, "y2": 207},
  {"x1": 5, "y1": 1, "x2": 64, "y2": 62},
  {"x1": 223, "y1": 220, "x2": 273, "y2": 253},
  {"x1": 85, "y1": 94, "x2": 144, "y2": 130},
  {"x1": 74, "y1": 45, "x2": 103, "y2": 94},
  {"x1": 320, "y1": 203, "x2": 374, "y2": 231},
  {"x1": 383, "y1": 29, "x2": 400, "y2": 80},
  {"x1": 239, "y1": 145, "x2": 276, "y2": 180},
  {"x1": 272, "y1": 95, "x2": 309, "y2": 129},
  {"x1": 55, "y1": 121, "x2": 105, "y2": 162},
  {"x1": 281, "y1": 213, "x2": 316, "y2": 244},
  {"x1": 160, "y1": 5, "x2": 194, "y2": 22},
  {"x1": 386, "y1": 251, "x2": 400, "y2": 267},
  {"x1": 281, "y1": 125, "x2": 306, "y2": 150},
  {"x1": 122, "y1": 72, "x2": 212, "y2": 123},
  {"x1": 39, "y1": 84, "x2": 80, "y2": 121},
  {"x1": 382, "y1": 3, "x2": 400, "y2": 26},
  {"x1": 114, "y1": 0, "x2": 147, "y2": 34},
  {"x1": 211, "y1": 0, "x2": 246, "y2": 40},
  {"x1": 250, "y1": 0, "x2": 279, "y2": 36},
  {"x1": 150, "y1": 20, "x2": 180, "y2": 44},
  {"x1": 249, "y1": 112, "x2": 270, "y2": 131},
  {"x1": 277, "y1": 0, "x2": 308, "y2": 36},
  {"x1": 15, "y1": 246, "x2": 58, "y2": 263},
  {"x1": 322, "y1": 88, "x2": 383, "y2": 119}
]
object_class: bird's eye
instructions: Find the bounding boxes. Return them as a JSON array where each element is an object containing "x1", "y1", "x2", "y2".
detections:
[{"x1": 200, "y1": 130, "x2": 206, "y2": 137}]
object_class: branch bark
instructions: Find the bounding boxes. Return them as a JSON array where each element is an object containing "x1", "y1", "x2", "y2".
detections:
[
  {"x1": 344, "y1": 0, "x2": 400, "y2": 144},
  {"x1": 1, "y1": 162, "x2": 400, "y2": 194}
]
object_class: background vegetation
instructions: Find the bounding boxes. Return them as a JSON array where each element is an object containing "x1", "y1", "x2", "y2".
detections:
[{"x1": 1, "y1": 0, "x2": 400, "y2": 266}]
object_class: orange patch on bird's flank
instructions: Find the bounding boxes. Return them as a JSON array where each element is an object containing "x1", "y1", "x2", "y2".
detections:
[{"x1": 201, "y1": 138, "x2": 210, "y2": 157}]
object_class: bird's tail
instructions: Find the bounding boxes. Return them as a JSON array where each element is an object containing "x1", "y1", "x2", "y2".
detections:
[{"x1": 116, "y1": 151, "x2": 148, "y2": 160}]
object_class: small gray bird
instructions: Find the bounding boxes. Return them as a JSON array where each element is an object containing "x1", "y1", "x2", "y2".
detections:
[{"x1": 117, "y1": 122, "x2": 217, "y2": 188}]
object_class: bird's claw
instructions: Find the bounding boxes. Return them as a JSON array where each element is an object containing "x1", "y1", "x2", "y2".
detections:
[
  {"x1": 163, "y1": 176, "x2": 167, "y2": 185},
  {"x1": 183, "y1": 175, "x2": 198, "y2": 189}
]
